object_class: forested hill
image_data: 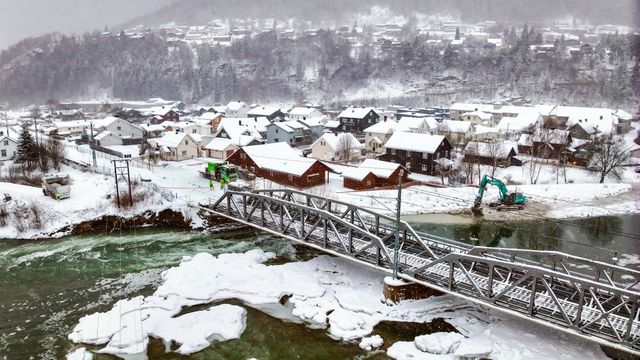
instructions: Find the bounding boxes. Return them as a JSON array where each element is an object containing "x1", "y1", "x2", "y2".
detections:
[
  {"x1": 122, "y1": 0, "x2": 636, "y2": 28},
  {"x1": 0, "y1": 28, "x2": 637, "y2": 109}
]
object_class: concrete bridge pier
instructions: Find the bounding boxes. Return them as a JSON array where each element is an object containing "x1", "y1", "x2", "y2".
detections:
[{"x1": 383, "y1": 276, "x2": 442, "y2": 303}]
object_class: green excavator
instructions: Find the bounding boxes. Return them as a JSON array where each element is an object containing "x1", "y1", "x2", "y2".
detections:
[{"x1": 472, "y1": 175, "x2": 527, "y2": 216}]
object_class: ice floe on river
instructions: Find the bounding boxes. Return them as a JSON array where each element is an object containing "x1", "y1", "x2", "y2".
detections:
[{"x1": 67, "y1": 249, "x2": 608, "y2": 359}]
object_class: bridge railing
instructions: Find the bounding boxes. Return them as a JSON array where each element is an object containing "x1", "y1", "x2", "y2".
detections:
[{"x1": 208, "y1": 189, "x2": 640, "y2": 353}]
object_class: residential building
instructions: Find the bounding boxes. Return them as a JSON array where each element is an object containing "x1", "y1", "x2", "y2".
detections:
[
  {"x1": 226, "y1": 142, "x2": 331, "y2": 188},
  {"x1": 309, "y1": 133, "x2": 363, "y2": 162},
  {"x1": 225, "y1": 101, "x2": 250, "y2": 118},
  {"x1": 363, "y1": 120, "x2": 408, "y2": 154},
  {"x1": 97, "y1": 117, "x2": 145, "y2": 143},
  {"x1": 247, "y1": 106, "x2": 285, "y2": 121},
  {"x1": 265, "y1": 120, "x2": 322, "y2": 147},
  {"x1": 463, "y1": 141, "x2": 521, "y2": 167},
  {"x1": 337, "y1": 107, "x2": 380, "y2": 133},
  {"x1": 342, "y1": 159, "x2": 408, "y2": 190},
  {"x1": 147, "y1": 132, "x2": 200, "y2": 161},
  {"x1": 380, "y1": 132, "x2": 453, "y2": 175},
  {"x1": 0, "y1": 135, "x2": 18, "y2": 161},
  {"x1": 288, "y1": 106, "x2": 322, "y2": 121},
  {"x1": 531, "y1": 128, "x2": 572, "y2": 158},
  {"x1": 203, "y1": 138, "x2": 238, "y2": 159}
]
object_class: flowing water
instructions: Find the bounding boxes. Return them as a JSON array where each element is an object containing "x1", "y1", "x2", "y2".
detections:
[{"x1": 0, "y1": 215, "x2": 638, "y2": 359}]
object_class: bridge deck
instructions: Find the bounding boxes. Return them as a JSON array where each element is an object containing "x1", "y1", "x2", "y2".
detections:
[{"x1": 205, "y1": 189, "x2": 640, "y2": 355}]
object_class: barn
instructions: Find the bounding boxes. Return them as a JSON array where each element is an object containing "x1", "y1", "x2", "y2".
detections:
[{"x1": 226, "y1": 142, "x2": 332, "y2": 188}]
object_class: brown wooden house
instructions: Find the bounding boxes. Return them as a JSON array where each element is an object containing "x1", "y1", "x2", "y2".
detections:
[
  {"x1": 226, "y1": 142, "x2": 331, "y2": 188},
  {"x1": 463, "y1": 141, "x2": 521, "y2": 167},
  {"x1": 380, "y1": 132, "x2": 453, "y2": 175},
  {"x1": 342, "y1": 159, "x2": 409, "y2": 190},
  {"x1": 531, "y1": 128, "x2": 571, "y2": 158}
]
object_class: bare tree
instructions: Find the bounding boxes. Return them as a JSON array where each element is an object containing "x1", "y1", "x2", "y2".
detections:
[
  {"x1": 45, "y1": 137, "x2": 65, "y2": 170},
  {"x1": 336, "y1": 133, "x2": 357, "y2": 164},
  {"x1": 486, "y1": 140, "x2": 501, "y2": 178},
  {"x1": 589, "y1": 137, "x2": 630, "y2": 183}
]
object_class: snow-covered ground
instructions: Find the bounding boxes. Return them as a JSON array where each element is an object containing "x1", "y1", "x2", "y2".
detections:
[
  {"x1": 1, "y1": 125, "x2": 638, "y2": 239},
  {"x1": 67, "y1": 249, "x2": 609, "y2": 359}
]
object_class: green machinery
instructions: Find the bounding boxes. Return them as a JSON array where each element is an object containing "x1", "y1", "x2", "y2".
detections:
[
  {"x1": 472, "y1": 175, "x2": 526, "y2": 216},
  {"x1": 200, "y1": 161, "x2": 239, "y2": 183}
]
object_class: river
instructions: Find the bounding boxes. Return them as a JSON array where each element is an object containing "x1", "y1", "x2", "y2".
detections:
[{"x1": 0, "y1": 215, "x2": 638, "y2": 359}]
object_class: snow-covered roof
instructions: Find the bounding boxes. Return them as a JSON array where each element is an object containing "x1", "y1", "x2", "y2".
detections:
[
  {"x1": 298, "y1": 117, "x2": 323, "y2": 127},
  {"x1": 247, "y1": 105, "x2": 281, "y2": 117},
  {"x1": 241, "y1": 142, "x2": 322, "y2": 176},
  {"x1": 150, "y1": 132, "x2": 197, "y2": 148},
  {"x1": 363, "y1": 120, "x2": 408, "y2": 134},
  {"x1": 397, "y1": 117, "x2": 428, "y2": 131},
  {"x1": 288, "y1": 107, "x2": 320, "y2": 117},
  {"x1": 496, "y1": 111, "x2": 540, "y2": 132},
  {"x1": 384, "y1": 132, "x2": 446, "y2": 153},
  {"x1": 324, "y1": 120, "x2": 340, "y2": 129},
  {"x1": 204, "y1": 137, "x2": 236, "y2": 151},
  {"x1": 614, "y1": 109, "x2": 633, "y2": 121},
  {"x1": 464, "y1": 141, "x2": 517, "y2": 159},
  {"x1": 226, "y1": 101, "x2": 248, "y2": 112},
  {"x1": 342, "y1": 159, "x2": 403, "y2": 181},
  {"x1": 518, "y1": 133, "x2": 532, "y2": 146},
  {"x1": 425, "y1": 118, "x2": 472, "y2": 133},
  {"x1": 198, "y1": 112, "x2": 224, "y2": 121},
  {"x1": 217, "y1": 118, "x2": 265, "y2": 144},
  {"x1": 474, "y1": 125, "x2": 499, "y2": 135},
  {"x1": 94, "y1": 131, "x2": 120, "y2": 141},
  {"x1": 462, "y1": 110, "x2": 492, "y2": 121},
  {"x1": 532, "y1": 128, "x2": 570, "y2": 144},
  {"x1": 0, "y1": 135, "x2": 18, "y2": 144},
  {"x1": 313, "y1": 133, "x2": 363, "y2": 152},
  {"x1": 337, "y1": 106, "x2": 378, "y2": 119}
]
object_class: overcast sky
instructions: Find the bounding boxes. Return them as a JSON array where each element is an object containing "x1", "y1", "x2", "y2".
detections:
[{"x1": 0, "y1": 0, "x2": 173, "y2": 49}]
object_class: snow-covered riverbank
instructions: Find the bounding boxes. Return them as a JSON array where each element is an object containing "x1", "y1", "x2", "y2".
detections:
[{"x1": 67, "y1": 249, "x2": 608, "y2": 359}]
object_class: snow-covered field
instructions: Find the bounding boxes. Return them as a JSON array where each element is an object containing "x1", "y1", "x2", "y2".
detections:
[{"x1": 67, "y1": 249, "x2": 609, "y2": 359}]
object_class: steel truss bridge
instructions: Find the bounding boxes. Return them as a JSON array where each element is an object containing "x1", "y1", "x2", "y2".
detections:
[{"x1": 203, "y1": 188, "x2": 640, "y2": 355}]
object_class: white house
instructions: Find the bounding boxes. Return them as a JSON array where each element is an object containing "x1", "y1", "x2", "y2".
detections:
[
  {"x1": 461, "y1": 110, "x2": 493, "y2": 125},
  {"x1": 363, "y1": 120, "x2": 409, "y2": 154},
  {"x1": 225, "y1": 101, "x2": 250, "y2": 118},
  {"x1": 0, "y1": 135, "x2": 18, "y2": 161},
  {"x1": 94, "y1": 131, "x2": 124, "y2": 146},
  {"x1": 203, "y1": 138, "x2": 238, "y2": 159},
  {"x1": 148, "y1": 133, "x2": 200, "y2": 161},
  {"x1": 398, "y1": 117, "x2": 430, "y2": 133},
  {"x1": 309, "y1": 132, "x2": 363, "y2": 162},
  {"x1": 426, "y1": 119, "x2": 474, "y2": 148},
  {"x1": 162, "y1": 121, "x2": 212, "y2": 136},
  {"x1": 97, "y1": 117, "x2": 145, "y2": 140},
  {"x1": 288, "y1": 107, "x2": 322, "y2": 121}
]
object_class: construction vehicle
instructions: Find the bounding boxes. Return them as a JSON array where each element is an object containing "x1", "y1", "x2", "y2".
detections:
[
  {"x1": 42, "y1": 173, "x2": 71, "y2": 200},
  {"x1": 472, "y1": 175, "x2": 526, "y2": 216},
  {"x1": 199, "y1": 161, "x2": 239, "y2": 183}
]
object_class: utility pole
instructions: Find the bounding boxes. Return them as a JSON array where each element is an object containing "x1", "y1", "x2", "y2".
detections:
[
  {"x1": 90, "y1": 123, "x2": 97, "y2": 167},
  {"x1": 393, "y1": 170, "x2": 404, "y2": 279},
  {"x1": 112, "y1": 159, "x2": 132, "y2": 208}
]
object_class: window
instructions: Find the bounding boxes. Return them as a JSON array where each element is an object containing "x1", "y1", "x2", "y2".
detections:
[
  {"x1": 422, "y1": 164, "x2": 428, "y2": 171},
  {"x1": 117, "y1": 126, "x2": 121, "y2": 131},
  {"x1": 274, "y1": 138, "x2": 279, "y2": 142},
  {"x1": 1, "y1": 150, "x2": 5, "y2": 157},
  {"x1": 275, "y1": 129, "x2": 279, "y2": 133},
  {"x1": 406, "y1": 151, "x2": 411, "y2": 157},
  {"x1": 307, "y1": 174, "x2": 319, "y2": 182},
  {"x1": 192, "y1": 129, "x2": 197, "y2": 134},
  {"x1": 185, "y1": 140, "x2": 189, "y2": 145},
  {"x1": 390, "y1": 149, "x2": 396, "y2": 155},
  {"x1": 181, "y1": 151, "x2": 187, "y2": 156},
  {"x1": 3, "y1": 140, "x2": 7, "y2": 146},
  {"x1": 435, "y1": 152, "x2": 440, "y2": 159},
  {"x1": 240, "y1": 153, "x2": 246, "y2": 159},
  {"x1": 422, "y1": 152, "x2": 428, "y2": 159},
  {"x1": 405, "y1": 161, "x2": 411, "y2": 168},
  {"x1": 288, "y1": 174, "x2": 294, "y2": 180}
]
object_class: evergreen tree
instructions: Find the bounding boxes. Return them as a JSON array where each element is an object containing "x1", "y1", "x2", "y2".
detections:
[{"x1": 15, "y1": 127, "x2": 38, "y2": 167}]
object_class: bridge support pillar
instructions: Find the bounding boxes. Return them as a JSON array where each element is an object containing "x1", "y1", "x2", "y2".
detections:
[{"x1": 383, "y1": 276, "x2": 442, "y2": 304}]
